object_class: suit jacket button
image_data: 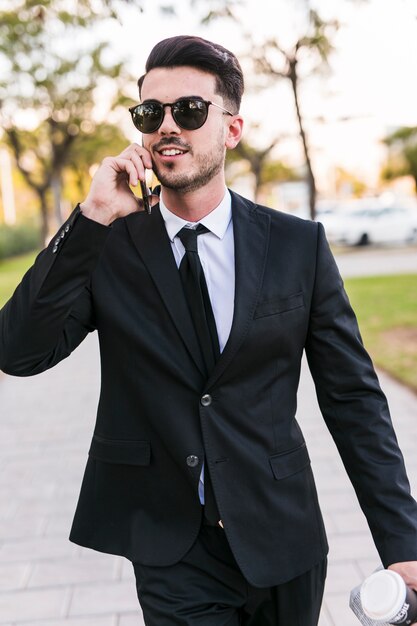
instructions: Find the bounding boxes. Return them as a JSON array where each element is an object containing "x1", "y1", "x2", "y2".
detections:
[
  {"x1": 201, "y1": 394, "x2": 212, "y2": 407},
  {"x1": 186, "y1": 455, "x2": 199, "y2": 468}
]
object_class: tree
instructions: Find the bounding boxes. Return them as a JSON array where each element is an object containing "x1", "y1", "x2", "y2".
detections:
[
  {"x1": 196, "y1": 1, "x2": 370, "y2": 218},
  {"x1": 226, "y1": 133, "x2": 299, "y2": 201},
  {"x1": 0, "y1": 1, "x2": 135, "y2": 243},
  {"x1": 252, "y1": 10, "x2": 339, "y2": 220},
  {"x1": 382, "y1": 127, "x2": 417, "y2": 194}
]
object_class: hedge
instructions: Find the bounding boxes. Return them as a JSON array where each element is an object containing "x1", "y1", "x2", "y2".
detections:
[{"x1": 0, "y1": 222, "x2": 40, "y2": 260}]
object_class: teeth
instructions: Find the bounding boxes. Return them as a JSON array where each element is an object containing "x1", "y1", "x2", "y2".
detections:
[{"x1": 161, "y1": 149, "x2": 184, "y2": 156}]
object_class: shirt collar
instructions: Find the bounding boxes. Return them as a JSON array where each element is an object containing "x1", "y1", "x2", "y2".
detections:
[{"x1": 159, "y1": 188, "x2": 232, "y2": 242}]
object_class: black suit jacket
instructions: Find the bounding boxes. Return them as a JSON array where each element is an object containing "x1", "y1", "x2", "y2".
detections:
[{"x1": 1, "y1": 191, "x2": 417, "y2": 587}]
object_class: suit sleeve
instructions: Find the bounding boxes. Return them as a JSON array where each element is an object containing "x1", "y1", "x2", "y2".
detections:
[
  {"x1": 0, "y1": 206, "x2": 110, "y2": 376},
  {"x1": 305, "y1": 222, "x2": 417, "y2": 566}
]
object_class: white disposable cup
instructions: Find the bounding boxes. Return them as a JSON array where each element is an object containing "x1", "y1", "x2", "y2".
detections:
[{"x1": 360, "y1": 570, "x2": 417, "y2": 625}]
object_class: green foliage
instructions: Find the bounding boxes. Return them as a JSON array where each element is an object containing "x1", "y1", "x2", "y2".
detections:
[
  {"x1": 382, "y1": 127, "x2": 417, "y2": 192},
  {"x1": 65, "y1": 122, "x2": 131, "y2": 199},
  {"x1": 0, "y1": 222, "x2": 40, "y2": 260},
  {"x1": 0, "y1": 0, "x2": 135, "y2": 240},
  {"x1": 0, "y1": 251, "x2": 38, "y2": 308},
  {"x1": 345, "y1": 274, "x2": 417, "y2": 391}
]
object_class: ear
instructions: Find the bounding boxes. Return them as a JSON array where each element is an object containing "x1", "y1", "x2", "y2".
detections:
[{"x1": 225, "y1": 115, "x2": 244, "y2": 149}]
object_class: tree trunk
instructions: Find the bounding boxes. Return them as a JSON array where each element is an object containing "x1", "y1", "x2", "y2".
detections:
[
  {"x1": 51, "y1": 171, "x2": 63, "y2": 228},
  {"x1": 253, "y1": 163, "x2": 262, "y2": 202},
  {"x1": 38, "y1": 190, "x2": 50, "y2": 246},
  {"x1": 289, "y1": 63, "x2": 317, "y2": 220}
]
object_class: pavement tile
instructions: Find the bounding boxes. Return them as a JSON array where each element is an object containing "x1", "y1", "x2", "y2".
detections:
[
  {"x1": 0, "y1": 515, "x2": 47, "y2": 540},
  {"x1": 69, "y1": 581, "x2": 138, "y2": 616},
  {"x1": 121, "y1": 559, "x2": 135, "y2": 581},
  {"x1": 330, "y1": 510, "x2": 369, "y2": 534},
  {"x1": 325, "y1": 591, "x2": 360, "y2": 626},
  {"x1": 327, "y1": 532, "x2": 379, "y2": 562},
  {"x1": 43, "y1": 512, "x2": 76, "y2": 537},
  {"x1": 0, "y1": 586, "x2": 70, "y2": 622},
  {"x1": 13, "y1": 497, "x2": 76, "y2": 517},
  {"x1": 118, "y1": 613, "x2": 145, "y2": 626},
  {"x1": 0, "y1": 536, "x2": 78, "y2": 563},
  {"x1": 355, "y1": 558, "x2": 383, "y2": 580},
  {"x1": 315, "y1": 489, "x2": 359, "y2": 513},
  {"x1": 320, "y1": 511, "x2": 337, "y2": 535},
  {"x1": 325, "y1": 562, "x2": 362, "y2": 594},
  {"x1": 311, "y1": 468, "x2": 353, "y2": 493},
  {"x1": 28, "y1": 557, "x2": 120, "y2": 588},
  {"x1": 19, "y1": 616, "x2": 117, "y2": 626},
  {"x1": 318, "y1": 605, "x2": 334, "y2": 626},
  {"x1": 77, "y1": 550, "x2": 121, "y2": 571},
  {"x1": 0, "y1": 562, "x2": 31, "y2": 591}
]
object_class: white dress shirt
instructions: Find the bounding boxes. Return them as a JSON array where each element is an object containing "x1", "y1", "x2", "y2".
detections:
[
  {"x1": 159, "y1": 189, "x2": 235, "y2": 503},
  {"x1": 159, "y1": 189, "x2": 235, "y2": 352}
]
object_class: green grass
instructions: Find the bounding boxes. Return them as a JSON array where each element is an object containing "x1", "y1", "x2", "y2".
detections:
[
  {"x1": 0, "y1": 253, "x2": 416, "y2": 391},
  {"x1": 344, "y1": 274, "x2": 417, "y2": 392},
  {"x1": 0, "y1": 251, "x2": 39, "y2": 308}
]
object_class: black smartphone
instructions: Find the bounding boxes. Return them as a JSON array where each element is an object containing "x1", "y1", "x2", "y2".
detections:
[{"x1": 140, "y1": 179, "x2": 152, "y2": 215}]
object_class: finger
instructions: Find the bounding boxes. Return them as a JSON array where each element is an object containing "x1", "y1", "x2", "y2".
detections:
[
  {"x1": 120, "y1": 143, "x2": 153, "y2": 170},
  {"x1": 111, "y1": 158, "x2": 141, "y2": 187},
  {"x1": 129, "y1": 150, "x2": 148, "y2": 183},
  {"x1": 133, "y1": 145, "x2": 153, "y2": 170}
]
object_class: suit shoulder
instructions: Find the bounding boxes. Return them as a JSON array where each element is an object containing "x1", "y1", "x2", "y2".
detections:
[{"x1": 258, "y1": 204, "x2": 317, "y2": 231}]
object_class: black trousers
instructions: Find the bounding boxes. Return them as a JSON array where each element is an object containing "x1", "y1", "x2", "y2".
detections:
[{"x1": 133, "y1": 522, "x2": 327, "y2": 626}]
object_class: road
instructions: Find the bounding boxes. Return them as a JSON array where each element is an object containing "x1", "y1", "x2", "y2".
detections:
[{"x1": 334, "y1": 244, "x2": 417, "y2": 278}]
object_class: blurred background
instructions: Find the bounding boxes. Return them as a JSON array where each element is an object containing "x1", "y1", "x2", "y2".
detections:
[{"x1": 0, "y1": 2, "x2": 416, "y2": 625}]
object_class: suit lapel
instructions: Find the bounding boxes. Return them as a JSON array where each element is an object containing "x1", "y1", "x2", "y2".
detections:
[
  {"x1": 207, "y1": 191, "x2": 271, "y2": 388},
  {"x1": 125, "y1": 193, "x2": 270, "y2": 385},
  {"x1": 125, "y1": 206, "x2": 206, "y2": 377}
]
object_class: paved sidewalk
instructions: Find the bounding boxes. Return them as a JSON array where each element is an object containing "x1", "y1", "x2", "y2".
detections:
[{"x1": 0, "y1": 333, "x2": 416, "y2": 626}]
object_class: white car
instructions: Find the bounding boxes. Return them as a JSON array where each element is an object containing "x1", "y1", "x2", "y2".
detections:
[{"x1": 321, "y1": 205, "x2": 417, "y2": 246}]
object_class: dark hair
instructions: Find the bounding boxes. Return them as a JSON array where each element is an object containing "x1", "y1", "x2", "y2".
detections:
[{"x1": 138, "y1": 35, "x2": 244, "y2": 113}]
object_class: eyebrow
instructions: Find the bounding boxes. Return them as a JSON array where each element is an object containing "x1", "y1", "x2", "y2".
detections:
[{"x1": 141, "y1": 95, "x2": 206, "y2": 104}]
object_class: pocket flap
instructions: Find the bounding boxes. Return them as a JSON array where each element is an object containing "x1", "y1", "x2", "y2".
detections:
[
  {"x1": 254, "y1": 292, "x2": 304, "y2": 319},
  {"x1": 269, "y1": 444, "x2": 310, "y2": 480},
  {"x1": 89, "y1": 435, "x2": 151, "y2": 466}
]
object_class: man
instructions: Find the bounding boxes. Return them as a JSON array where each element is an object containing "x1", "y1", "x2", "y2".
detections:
[{"x1": 1, "y1": 35, "x2": 416, "y2": 626}]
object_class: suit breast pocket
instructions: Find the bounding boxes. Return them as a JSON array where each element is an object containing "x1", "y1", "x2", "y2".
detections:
[
  {"x1": 88, "y1": 434, "x2": 151, "y2": 466},
  {"x1": 254, "y1": 292, "x2": 305, "y2": 319}
]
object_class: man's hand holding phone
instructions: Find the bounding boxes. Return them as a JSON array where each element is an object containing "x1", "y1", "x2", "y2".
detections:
[{"x1": 80, "y1": 144, "x2": 157, "y2": 226}]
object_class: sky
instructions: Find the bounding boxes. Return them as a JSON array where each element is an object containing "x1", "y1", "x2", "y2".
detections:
[
  {"x1": 4, "y1": 0, "x2": 417, "y2": 198},
  {"x1": 97, "y1": 0, "x2": 417, "y2": 195}
]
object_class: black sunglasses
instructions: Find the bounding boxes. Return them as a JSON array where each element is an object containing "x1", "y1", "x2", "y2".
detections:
[{"x1": 129, "y1": 97, "x2": 233, "y2": 134}]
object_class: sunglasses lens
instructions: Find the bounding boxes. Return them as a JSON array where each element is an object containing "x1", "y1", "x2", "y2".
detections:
[
  {"x1": 173, "y1": 98, "x2": 208, "y2": 130},
  {"x1": 131, "y1": 98, "x2": 210, "y2": 133},
  {"x1": 132, "y1": 102, "x2": 163, "y2": 133}
]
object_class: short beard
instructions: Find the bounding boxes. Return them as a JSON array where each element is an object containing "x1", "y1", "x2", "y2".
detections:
[
  {"x1": 154, "y1": 154, "x2": 224, "y2": 193},
  {"x1": 152, "y1": 129, "x2": 226, "y2": 193}
]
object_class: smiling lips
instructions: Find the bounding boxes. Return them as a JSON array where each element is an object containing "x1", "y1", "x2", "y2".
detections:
[{"x1": 159, "y1": 148, "x2": 187, "y2": 157}]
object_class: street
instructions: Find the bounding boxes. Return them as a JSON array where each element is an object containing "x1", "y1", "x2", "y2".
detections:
[{"x1": 334, "y1": 244, "x2": 417, "y2": 278}]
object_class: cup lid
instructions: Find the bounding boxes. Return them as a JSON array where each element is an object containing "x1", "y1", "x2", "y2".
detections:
[{"x1": 361, "y1": 570, "x2": 406, "y2": 621}]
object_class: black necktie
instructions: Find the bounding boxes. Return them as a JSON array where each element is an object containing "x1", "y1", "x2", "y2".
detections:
[
  {"x1": 177, "y1": 224, "x2": 221, "y2": 524},
  {"x1": 177, "y1": 225, "x2": 220, "y2": 377}
]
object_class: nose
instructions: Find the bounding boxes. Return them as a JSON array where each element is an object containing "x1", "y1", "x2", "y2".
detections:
[{"x1": 158, "y1": 104, "x2": 181, "y2": 135}]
